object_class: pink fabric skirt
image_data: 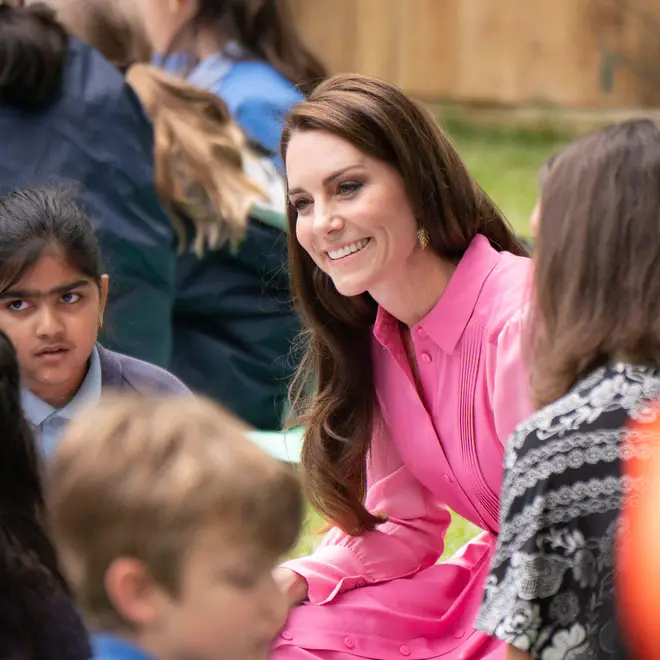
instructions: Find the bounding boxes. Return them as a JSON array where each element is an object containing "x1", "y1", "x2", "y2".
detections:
[{"x1": 272, "y1": 533, "x2": 504, "y2": 660}]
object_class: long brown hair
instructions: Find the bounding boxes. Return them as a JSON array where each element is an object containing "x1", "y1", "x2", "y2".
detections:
[
  {"x1": 531, "y1": 118, "x2": 660, "y2": 409},
  {"x1": 282, "y1": 73, "x2": 527, "y2": 535},
  {"x1": 127, "y1": 64, "x2": 268, "y2": 253},
  {"x1": 174, "y1": 0, "x2": 327, "y2": 95}
]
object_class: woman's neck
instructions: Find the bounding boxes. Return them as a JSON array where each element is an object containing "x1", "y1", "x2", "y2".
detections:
[{"x1": 369, "y1": 250, "x2": 457, "y2": 327}]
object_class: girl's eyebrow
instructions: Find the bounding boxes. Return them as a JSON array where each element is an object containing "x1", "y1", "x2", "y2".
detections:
[{"x1": 0, "y1": 279, "x2": 91, "y2": 299}]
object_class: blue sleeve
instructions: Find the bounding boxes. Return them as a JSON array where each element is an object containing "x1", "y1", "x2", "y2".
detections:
[
  {"x1": 217, "y1": 63, "x2": 304, "y2": 173},
  {"x1": 93, "y1": 86, "x2": 176, "y2": 368},
  {"x1": 235, "y1": 98, "x2": 292, "y2": 171}
]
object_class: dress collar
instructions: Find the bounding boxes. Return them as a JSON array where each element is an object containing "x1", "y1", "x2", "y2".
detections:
[{"x1": 373, "y1": 235, "x2": 502, "y2": 355}]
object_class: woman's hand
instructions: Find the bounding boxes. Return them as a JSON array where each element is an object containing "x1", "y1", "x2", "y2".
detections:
[{"x1": 273, "y1": 567, "x2": 309, "y2": 608}]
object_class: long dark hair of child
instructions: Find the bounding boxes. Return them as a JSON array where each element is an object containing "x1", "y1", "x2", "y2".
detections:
[
  {"x1": 0, "y1": 330, "x2": 90, "y2": 659},
  {"x1": 0, "y1": 2, "x2": 69, "y2": 110},
  {"x1": 174, "y1": 0, "x2": 327, "y2": 95}
]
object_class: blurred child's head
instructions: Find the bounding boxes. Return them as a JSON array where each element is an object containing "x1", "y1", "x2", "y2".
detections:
[
  {"x1": 0, "y1": 187, "x2": 108, "y2": 408},
  {"x1": 49, "y1": 395, "x2": 303, "y2": 660},
  {"x1": 529, "y1": 118, "x2": 660, "y2": 408}
]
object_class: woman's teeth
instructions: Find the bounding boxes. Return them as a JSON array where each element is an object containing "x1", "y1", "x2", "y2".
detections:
[{"x1": 327, "y1": 239, "x2": 370, "y2": 261}]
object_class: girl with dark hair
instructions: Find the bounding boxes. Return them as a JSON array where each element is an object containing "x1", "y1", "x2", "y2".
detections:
[
  {"x1": 0, "y1": 186, "x2": 188, "y2": 457},
  {"x1": 0, "y1": 327, "x2": 90, "y2": 659},
  {"x1": 475, "y1": 119, "x2": 660, "y2": 659},
  {"x1": 271, "y1": 73, "x2": 532, "y2": 659},
  {"x1": 137, "y1": 0, "x2": 327, "y2": 171},
  {"x1": 0, "y1": 0, "x2": 177, "y2": 370}
]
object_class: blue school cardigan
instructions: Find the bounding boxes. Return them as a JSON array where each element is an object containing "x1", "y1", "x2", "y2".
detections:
[{"x1": 22, "y1": 344, "x2": 190, "y2": 458}]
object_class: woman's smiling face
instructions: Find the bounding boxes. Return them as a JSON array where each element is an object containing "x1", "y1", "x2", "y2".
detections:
[{"x1": 286, "y1": 130, "x2": 420, "y2": 298}]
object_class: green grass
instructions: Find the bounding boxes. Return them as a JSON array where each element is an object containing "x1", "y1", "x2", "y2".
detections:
[
  {"x1": 444, "y1": 120, "x2": 570, "y2": 235},
  {"x1": 289, "y1": 122, "x2": 572, "y2": 561}
]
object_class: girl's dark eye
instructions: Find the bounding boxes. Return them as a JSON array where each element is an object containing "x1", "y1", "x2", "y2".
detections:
[
  {"x1": 338, "y1": 181, "x2": 363, "y2": 196},
  {"x1": 7, "y1": 300, "x2": 29, "y2": 312},
  {"x1": 61, "y1": 292, "x2": 82, "y2": 305}
]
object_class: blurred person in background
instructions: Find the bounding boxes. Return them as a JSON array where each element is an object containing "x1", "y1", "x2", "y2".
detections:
[
  {"x1": 48, "y1": 0, "x2": 299, "y2": 429},
  {"x1": 475, "y1": 119, "x2": 660, "y2": 660},
  {"x1": 141, "y1": 0, "x2": 328, "y2": 172},
  {"x1": 0, "y1": 0, "x2": 178, "y2": 370}
]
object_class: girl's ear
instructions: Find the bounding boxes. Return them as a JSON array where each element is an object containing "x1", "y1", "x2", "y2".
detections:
[{"x1": 99, "y1": 274, "x2": 109, "y2": 327}]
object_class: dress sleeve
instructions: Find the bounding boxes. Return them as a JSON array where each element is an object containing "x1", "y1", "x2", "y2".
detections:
[
  {"x1": 281, "y1": 420, "x2": 452, "y2": 605},
  {"x1": 485, "y1": 308, "x2": 533, "y2": 444}
]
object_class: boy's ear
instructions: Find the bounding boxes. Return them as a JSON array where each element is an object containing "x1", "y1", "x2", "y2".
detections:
[{"x1": 105, "y1": 557, "x2": 164, "y2": 627}]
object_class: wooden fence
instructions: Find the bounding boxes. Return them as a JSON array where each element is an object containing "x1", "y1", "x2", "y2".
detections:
[{"x1": 291, "y1": 0, "x2": 660, "y2": 109}]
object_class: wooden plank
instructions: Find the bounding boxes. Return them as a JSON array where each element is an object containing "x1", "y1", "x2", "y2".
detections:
[
  {"x1": 396, "y1": 0, "x2": 460, "y2": 98},
  {"x1": 290, "y1": 0, "x2": 359, "y2": 73},
  {"x1": 290, "y1": 0, "x2": 660, "y2": 109}
]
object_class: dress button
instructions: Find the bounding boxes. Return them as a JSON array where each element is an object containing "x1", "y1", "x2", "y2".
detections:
[
  {"x1": 280, "y1": 631, "x2": 293, "y2": 641},
  {"x1": 443, "y1": 474, "x2": 453, "y2": 483},
  {"x1": 356, "y1": 579, "x2": 367, "y2": 588},
  {"x1": 454, "y1": 629, "x2": 465, "y2": 639},
  {"x1": 344, "y1": 637, "x2": 355, "y2": 649},
  {"x1": 416, "y1": 326, "x2": 425, "y2": 336},
  {"x1": 420, "y1": 352, "x2": 432, "y2": 364},
  {"x1": 399, "y1": 645, "x2": 411, "y2": 656}
]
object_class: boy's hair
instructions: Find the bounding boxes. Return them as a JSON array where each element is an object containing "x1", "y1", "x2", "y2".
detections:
[{"x1": 47, "y1": 395, "x2": 303, "y2": 631}]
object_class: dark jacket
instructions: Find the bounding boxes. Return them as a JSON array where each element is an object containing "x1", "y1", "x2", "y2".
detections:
[
  {"x1": 0, "y1": 38, "x2": 297, "y2": 429},
  {"x1": 97, "y1": 344, "x2": 189, "y2": 395},
  {"x1": 172, "y1": 218, "x2": 297, "y2": 429}
]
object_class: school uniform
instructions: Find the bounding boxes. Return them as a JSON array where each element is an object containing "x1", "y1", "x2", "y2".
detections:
[{"x1": 22, "y1": 344, "x2": 190, "y2": 457}]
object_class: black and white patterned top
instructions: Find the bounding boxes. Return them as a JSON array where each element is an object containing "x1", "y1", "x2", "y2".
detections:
[{"x1": 476, "y1": 362, "x2": 660, "y2": 659}]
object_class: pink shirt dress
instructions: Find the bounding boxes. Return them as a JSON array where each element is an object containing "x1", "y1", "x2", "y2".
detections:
[{"x1": 273, "y1": 235, "x2": 533, "y2": 660}]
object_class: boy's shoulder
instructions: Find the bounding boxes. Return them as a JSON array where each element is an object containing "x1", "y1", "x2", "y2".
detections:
[
  {"x1": 97, "y1": 345, "x2": 191, "y2": 396},
  {"x1": 92, "y1": 633, "x2": 153, "y2": 660}
]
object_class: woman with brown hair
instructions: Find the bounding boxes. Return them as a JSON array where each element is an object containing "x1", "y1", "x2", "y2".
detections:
[
  {"x1": 476, "y1": 119, "x2": 660, "y2": 659},
  {"x1": 272, "y1": 73, "x2": 532, "y2": 659}
]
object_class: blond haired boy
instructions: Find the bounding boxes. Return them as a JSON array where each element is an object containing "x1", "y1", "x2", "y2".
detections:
[{"x1": 48, "y1": 395, "x2": 303, "y2": 660}]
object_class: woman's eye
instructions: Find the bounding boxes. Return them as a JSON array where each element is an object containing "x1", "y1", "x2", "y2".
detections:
[
  {"x1": 61, "y1": 292, "x2": 82, "y2": 305},
  {"x1": 292, "y1": 198, "x2": 312, "y2": 212},
  {"x1": 7, "y1": 300, "x2": 29, "y2": 312},
  {"x1": 337, "y1": 181, "x2": 363, "y2": 196}
]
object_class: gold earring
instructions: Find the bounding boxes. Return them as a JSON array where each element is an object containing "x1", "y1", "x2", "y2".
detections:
[
  {"x1": 99, "y1": 318, "x2": 104, "y2": 330},
  {"x1": 417, "y1": 227, "x2": 430, "y2": 249}
]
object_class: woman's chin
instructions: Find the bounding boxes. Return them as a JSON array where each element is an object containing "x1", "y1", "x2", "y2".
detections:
[{"x1": 331, "y1": 277, "x2": 370, "y2": 298}]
